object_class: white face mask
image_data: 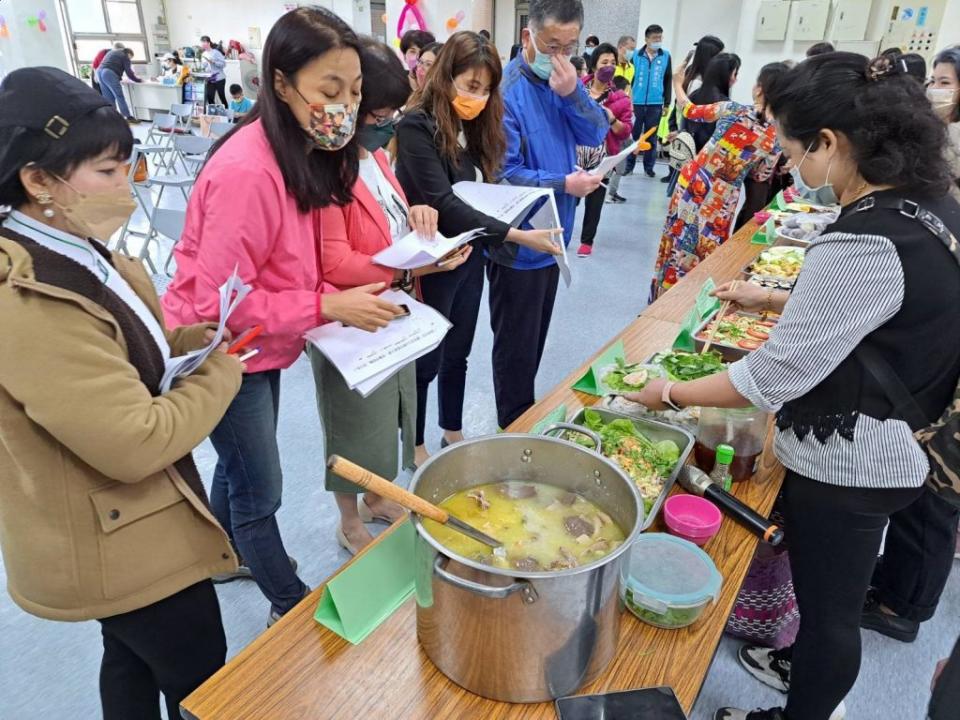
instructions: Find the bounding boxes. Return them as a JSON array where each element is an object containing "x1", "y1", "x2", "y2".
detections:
[
  {"x1": 790, "y1": 143, "x2": 838, "y2": 206},
  {"x1": 927, "y1": 87, "x2": 959, "y2": 121}
]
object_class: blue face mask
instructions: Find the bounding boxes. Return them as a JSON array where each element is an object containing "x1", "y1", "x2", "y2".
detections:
[
  {"x1": 790, "y1": 143, "x2": 838, "y2": 206},
  {"x1": 649, "y1": 41, "x2": 663, "y2": 51},
  {"x1": 529, "y1": 33, "x2": 561, "y2": 80}
]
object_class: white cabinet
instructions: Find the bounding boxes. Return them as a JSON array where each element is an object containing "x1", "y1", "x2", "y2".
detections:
[
  {"x1": 790, "y1": 0, "x2": 831, "y2": 40},
  {"x1": 756, "y1": 0, "x2": 791, "y2": 41},
  {"x1": 829, "y1": 0, "x2": 872, "y2": 42}
]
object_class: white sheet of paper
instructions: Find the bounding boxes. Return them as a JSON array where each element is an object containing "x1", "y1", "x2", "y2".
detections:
[
  {"x1": 160, "y1": 265, "x2": 251, "y2": 393},
  {"x1": 303, "y1": 290, "x2": 451, "y2": 393},
  {"x1": 452, "y1": 181, "x2": 570, "y2": 287},
  {"x1": 372, "y1": 228, "x2": 485, "y2": 270},
  {"x1": 352, "y1": 336, "x2": 444, "y2": 398},
  {"x1": 590, "y1": 138, "x2": 640, "y2": 178}
]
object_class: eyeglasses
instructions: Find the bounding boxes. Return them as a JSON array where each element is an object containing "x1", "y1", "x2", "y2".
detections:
[
  {"x1": 532, "y1": 31, "x2": 579, "y2": 57},
  {"x1": 371, "y1": 110, "x2": 401, "y2": 128},
  {"x1": 417, "y1": 59, "x2": 435, "y2": 70}
]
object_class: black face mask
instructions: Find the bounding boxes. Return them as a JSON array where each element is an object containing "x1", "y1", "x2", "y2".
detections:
[{"x1": 356, "y1": 122, "x2": 396, "y2": 152}]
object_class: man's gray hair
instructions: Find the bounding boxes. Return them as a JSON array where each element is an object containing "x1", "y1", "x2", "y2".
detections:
[
  {"x1": 617, "y1": 35, "x2": 635, "y2": 48},
  {"x1": 113, "y1": 41, "x2": 126, "y2": 49},
  {"x1": 528, "y1": 0, "x2": 584, "y2": 30}
]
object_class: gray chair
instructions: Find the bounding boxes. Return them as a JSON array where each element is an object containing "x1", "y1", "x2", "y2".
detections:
[{"x1": 170, "y1": 135, "x2": 214, "y2": 176}]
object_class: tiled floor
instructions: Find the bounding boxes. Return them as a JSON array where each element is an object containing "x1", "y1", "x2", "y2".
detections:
[{"x1": 0, "y1": 162, "x2": 954, "y2": 719}]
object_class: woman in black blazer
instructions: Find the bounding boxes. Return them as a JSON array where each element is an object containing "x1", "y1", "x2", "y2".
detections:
[{"x1": 395, "y1": 31, "x2": 560, "y2": 466}]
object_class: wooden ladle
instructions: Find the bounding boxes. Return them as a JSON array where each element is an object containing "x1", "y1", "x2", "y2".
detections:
[{"x1": 327, "y1": 455, "x2": 502, "y2": 548}]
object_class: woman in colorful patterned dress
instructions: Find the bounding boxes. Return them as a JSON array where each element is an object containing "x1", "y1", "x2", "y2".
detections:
[{"x1": 649, "y1": 61, "x2": 790, "y2": 301}]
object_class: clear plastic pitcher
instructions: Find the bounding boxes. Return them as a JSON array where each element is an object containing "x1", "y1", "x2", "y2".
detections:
[{"x1": 693, "y1": 407, "x2": 769, "y2": 483}]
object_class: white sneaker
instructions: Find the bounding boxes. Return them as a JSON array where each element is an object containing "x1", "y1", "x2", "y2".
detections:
[{"x1": 738, "y1": 645, "x2": 792, "y2": 693}]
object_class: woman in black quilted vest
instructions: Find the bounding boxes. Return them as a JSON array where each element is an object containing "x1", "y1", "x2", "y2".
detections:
[{"x1": 627, "y1": 53, "x2": 960, "y2": 720}]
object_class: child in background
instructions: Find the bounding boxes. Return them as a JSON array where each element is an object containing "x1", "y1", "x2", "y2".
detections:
[{"x1": 229, "y1": 84, "x2": 254, "y2": 116}]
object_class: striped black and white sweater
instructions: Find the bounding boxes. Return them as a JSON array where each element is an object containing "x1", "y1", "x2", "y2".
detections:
[{"x1": 729, "y1": 190, "x2": 960, "y2": 489}]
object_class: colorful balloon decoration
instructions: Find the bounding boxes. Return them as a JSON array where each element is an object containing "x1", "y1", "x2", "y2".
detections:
[
  {"x1": 446, "y1": 9, "x2": 465, "y2": 32},
  {"x1": 396, "y1": 0, "x2": 427, "y2": 41},
  {"x1": 27, "y1": 10, "x2": 48, "y2": 32},
  {"x1": 0, "y1": 16, "x2": 9, "y2": 40}
]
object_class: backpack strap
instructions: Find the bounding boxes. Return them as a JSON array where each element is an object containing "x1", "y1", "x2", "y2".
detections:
[{"x1": 852, "y1": 195, "x2": 960, "y2": 431}]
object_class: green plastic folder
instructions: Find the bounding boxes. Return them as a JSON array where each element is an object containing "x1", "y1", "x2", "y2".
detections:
[
  {"x1": 572, "y1": 340, "x2": 625, "y2": 396},
  {"x1": 773, "y1": 190, "x2": 788, "y2": 211},
  {"x1": 751, "y1": 217, "x2": 777, "y2": 245},
  {"x1": 314, "y1": 519, "x2": 416, "y2": 644}
]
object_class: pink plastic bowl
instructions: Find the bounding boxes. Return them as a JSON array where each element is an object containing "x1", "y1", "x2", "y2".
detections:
[{"x1": 663, "y1": 494, "x2": 722, "y2": 546}]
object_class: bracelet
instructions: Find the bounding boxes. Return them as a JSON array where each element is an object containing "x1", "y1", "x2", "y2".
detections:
[
  {"x1": 661, "y1": 381, "x2": 682, "y2": 411},
  {"x1": 763, "y1": 287, "x2": 775, "y2": 315}
]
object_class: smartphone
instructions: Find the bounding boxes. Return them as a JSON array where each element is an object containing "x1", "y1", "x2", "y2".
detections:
[
  {"x1": 555, "y1": 686, "x2": 687, "y2": 720},
  {"x1": 392, "y1": 304, "x2": 411, "y2": 320}
]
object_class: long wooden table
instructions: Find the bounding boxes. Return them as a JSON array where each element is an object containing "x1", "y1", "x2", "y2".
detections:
[{"x1": 182, "y1": 222, "x2": 784, "y2": 720}]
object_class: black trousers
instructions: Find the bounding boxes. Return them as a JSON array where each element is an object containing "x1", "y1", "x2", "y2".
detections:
[
  {"x1": 205, "y1": 79, "x2": 227, "y2": 107},
  {"x1": 929, "y1": 634, "x2": 960, "y2": 720},
  {"x1": 415, "y1": 245, "x2": 485, "y2": 445},
  {"x1": 580, "y1": 182, "x2": 607, "y2": 246},
  {"x1": 872, "y1": 487, "x2": 959, "y2": 622},
  {"x1": 782, "y1": 472, "x2": 922, "y2": 720},
  {"x1": 487, "y1": 260, "x2": 560, "y2": 429},
  {"x1": 98, "y1": 580, "x2": 226, "y2": 720}
]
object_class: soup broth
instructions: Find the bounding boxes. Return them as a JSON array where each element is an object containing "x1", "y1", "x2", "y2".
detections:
[{"x1": 422, "y1": 481, "x2": 626, "y2": 572}]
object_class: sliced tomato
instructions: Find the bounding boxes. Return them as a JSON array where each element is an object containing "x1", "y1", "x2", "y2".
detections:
[
  {"x1": 738, "y1": 339, "x2": 762, "y2": 350},
  {"x1": 746, "y1": 328, "x2": 770, "y2": 340},
  {"x1": 756, "y1": 320, "x2": 776, "y2": 328}
]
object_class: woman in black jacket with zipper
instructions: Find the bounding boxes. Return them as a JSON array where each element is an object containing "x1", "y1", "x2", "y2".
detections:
[{"x1": 395, "y1": 31, "x2": 561, "y2": 466}]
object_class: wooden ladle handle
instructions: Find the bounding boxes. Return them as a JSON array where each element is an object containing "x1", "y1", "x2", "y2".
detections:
[{"x1": 327, "y1": 455, "x2": 449, "y2": 524}]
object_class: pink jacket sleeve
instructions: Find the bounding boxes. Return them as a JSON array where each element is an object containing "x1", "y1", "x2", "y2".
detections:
[
  {"x1": 610, "y1": 90, "x2": 634, "y2": 142},
  {"x1": 316, "y1": 204, "x2": 395, "y2": 289},
  {"x1": 188, "y1": 163, "x2": 323, "y2": 336}
]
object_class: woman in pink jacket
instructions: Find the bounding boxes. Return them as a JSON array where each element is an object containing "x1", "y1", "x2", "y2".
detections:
[
  {"x1": 576, "y1": 42, "x2": 634, "y2": 257},
  {"x1": 163, "y1": 7, "x2": 404, "y2": 624},
  {"x1": 314, "y1": 38, "x2": 470, "y2": 554}
]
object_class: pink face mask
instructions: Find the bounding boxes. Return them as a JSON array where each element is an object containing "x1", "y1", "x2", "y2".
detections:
[{"x1": 406, "y1": 54, "x2": 419, "y2": 72}]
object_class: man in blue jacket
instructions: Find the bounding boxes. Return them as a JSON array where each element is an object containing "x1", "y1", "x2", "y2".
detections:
[
  {"x1": 624, "y1": 24, "x2": 672, "y2": 178},
  {"x1": 493, "y1": 0, "x2": 608, "y2": 429}
]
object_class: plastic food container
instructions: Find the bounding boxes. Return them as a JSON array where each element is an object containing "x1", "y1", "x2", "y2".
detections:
[
  {"x1": 621, "y1": 533, "x2": 722, "y2": 629},
  {"x1": 663, "y1": 494, "x2": 722, "y2": 546}
]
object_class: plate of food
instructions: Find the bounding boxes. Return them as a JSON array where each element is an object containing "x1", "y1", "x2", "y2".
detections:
[
  {"x1": 599, "y1": 358, "x2": 664, "y2": 395},
  {"x1": 747, "y1": 246, "x2": 805, "y2": 284},
  {"x1": 649, "y1": 349, "x2": 727, "y2": 381},
  {"x1": 694, "y1": 311, "x2": 778, "y2": 360}
]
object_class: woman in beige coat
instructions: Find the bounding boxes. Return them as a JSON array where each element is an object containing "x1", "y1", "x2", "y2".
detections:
[{"x1": 0, "y1": 68, "x2": 243, "y2": 719}]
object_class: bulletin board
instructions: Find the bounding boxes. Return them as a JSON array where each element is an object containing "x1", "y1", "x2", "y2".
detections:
[{"x1": 0, "y1": 0, "x2": 71, "y2": 77}]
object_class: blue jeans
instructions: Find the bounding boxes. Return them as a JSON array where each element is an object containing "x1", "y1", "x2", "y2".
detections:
[
  {"x1": 98, "y1": 68, "x2": 131, "y2": 118},
  {"x1": 625, "y1": 103, "x2": 662, "y2": 174},
  {"x1": 208, "y1": 370, "x2": 307, "y2": 614}
]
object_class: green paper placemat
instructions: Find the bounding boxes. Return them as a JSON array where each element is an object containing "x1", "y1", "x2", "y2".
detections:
[
  {"x1": 572, "y1": 340, "x2": 625, "y2": 396},
  {"x1": 773, "y1": 190, "x2": 788, "y2": 211},
  {"x1": 314, "y1": 519, "x2": 415, "y2": 644},
  {"x1": 531, "y1": 404, "x2": 568, "y2": 435}
]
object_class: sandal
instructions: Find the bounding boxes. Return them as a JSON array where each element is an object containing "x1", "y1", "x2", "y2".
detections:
[{"x1": 358, "y1": 497, "x2": 406, "y2": 525}]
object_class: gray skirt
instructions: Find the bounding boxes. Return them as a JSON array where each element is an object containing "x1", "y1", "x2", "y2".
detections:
[{"x1": 308, "y1": 345, "x2": 416, "y2": 493}]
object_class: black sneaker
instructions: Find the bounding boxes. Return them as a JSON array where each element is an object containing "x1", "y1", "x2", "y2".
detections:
[
  {"x1": 715, "y1": 704, "x2": 845, "y2": 720},
  {"x1": 738, "y1": 645, "x2": 791, "y2": 693},
  {"x1": 714, "y1": 708, "x2": 787, "y2": 720},
  {"x1": 610, "y1": 192, "x2": 627, "y2": 203},
  {"x1": 645, "y1": 169, "x2": 656, "y2": 178},
  {"x1": 860, "y1": 588, "x2": 919, "y2": 642},
  {"x1": 660, "y1": 174, "x2": 671, "y2": 183}
]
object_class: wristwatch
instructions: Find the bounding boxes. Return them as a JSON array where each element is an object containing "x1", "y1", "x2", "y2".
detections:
[
  {"x1": 392, "y1": 269, "x2": 414, "y2": 293},
  {"x1": 661, "y1": 381, "x2": 682, "y2": 411}
]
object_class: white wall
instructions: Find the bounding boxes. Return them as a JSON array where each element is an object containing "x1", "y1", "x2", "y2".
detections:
[
  {"x1": 494, "y1": 0, "x2": 517, "y2": 60},
  {"x1": 164, "y1": 0, "x2": 370, "y2": 52},
  {"x1": 0, "y1": 0, "x2": 72, "y2": 76}
]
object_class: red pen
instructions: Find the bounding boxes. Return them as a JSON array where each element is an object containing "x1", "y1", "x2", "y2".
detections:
[{"x1": 228, "y1": 325, "x2": 263, "y2": 355}]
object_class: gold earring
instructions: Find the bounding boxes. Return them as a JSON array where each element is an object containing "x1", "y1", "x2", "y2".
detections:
[{"x1": 36, "y1": 191, "x2": 56, "y2": 218}]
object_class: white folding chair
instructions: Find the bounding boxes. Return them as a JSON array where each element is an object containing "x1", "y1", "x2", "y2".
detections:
[
  {"x1": 169, "y1": 103, "x2": 195, "y2": 134},
  {"x1": 153, "y1": 208, "x2": 187, "y2": 275},
  {"x1": 208, "y1": 121, "x2": 233, "y2": 139},
  {"x1": 115, "y1": 146, "x2": 195, "y2": 273},
  {"x1": 170, "y1": 135, "x2": 213, "y2": 176}
]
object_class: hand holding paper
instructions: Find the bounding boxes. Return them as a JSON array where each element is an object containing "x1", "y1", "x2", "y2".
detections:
[
  {"x1": 320, "y1": 283, "x2": 403, "y2": 332},
  {"x1": 373, "y1": 228, "x2": 485, "y2": 270}
]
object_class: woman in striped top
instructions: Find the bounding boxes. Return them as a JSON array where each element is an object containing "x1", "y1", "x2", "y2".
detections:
[{"x1": 629, "y1": 53, "x2": 960, "y2": 720}]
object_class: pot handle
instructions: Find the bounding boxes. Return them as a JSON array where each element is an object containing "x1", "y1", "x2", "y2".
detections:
[
  {"x1": 433, "y1": 556, "x2": 539, "y2": 604},
  {"x1": 539, "y1": 422, "x2": 603, "y2": 455}
]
